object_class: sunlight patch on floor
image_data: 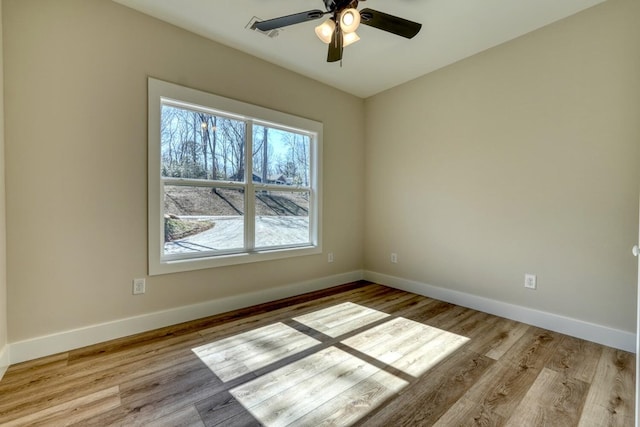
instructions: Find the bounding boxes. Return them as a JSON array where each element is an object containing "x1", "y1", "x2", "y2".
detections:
[
  {"x1": 230, "y1": 346, "x2": 408, "y2": 427},
  {"x1": 192, "y1": 322, "x2": 321, "y2": 382},
  {"x1": 293, "y1": 301, "x2": 390, "y2": 337},
  {"x1": 193, "y1": 302, "x2": 470, "y2": 425},
  {"x1": 342, "y1": 317, "x2": 470, "y2": 378}
]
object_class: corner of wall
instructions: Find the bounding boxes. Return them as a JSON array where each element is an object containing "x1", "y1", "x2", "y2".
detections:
[
  {"x1": 0, "y1": 345, "x2": 8, "y2": 380},
  {"x1": 364, "y1": 270, "x2": 636, "y2": 353},
  {"x1": 0, "y1": 0, "x2": 9, "y2": 381}
]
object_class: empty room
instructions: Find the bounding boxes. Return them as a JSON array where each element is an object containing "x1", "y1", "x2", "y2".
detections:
[{"x1": 0, "y1": 0, "x2": 639, "y2": 425}]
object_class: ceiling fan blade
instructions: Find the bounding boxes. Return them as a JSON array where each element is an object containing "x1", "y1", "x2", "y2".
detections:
[
  {"x1": 252, "y1": 10, "x2": 325, "y2": 31},
  {"x1": 359, "y1": 8, "x2": 422, "y2": 39},
  {"x1": 327, "y1": 27, "x2": 343, "y2": 62}
]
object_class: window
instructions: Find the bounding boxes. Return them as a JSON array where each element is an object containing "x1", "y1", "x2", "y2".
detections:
[{"x1": 148, "y1": 78, "x2": 322, "y2": 275}]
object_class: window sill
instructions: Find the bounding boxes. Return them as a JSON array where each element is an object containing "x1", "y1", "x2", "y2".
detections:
[{"x1": 149, "y1": 245, "x2": 322, "y2": 275}]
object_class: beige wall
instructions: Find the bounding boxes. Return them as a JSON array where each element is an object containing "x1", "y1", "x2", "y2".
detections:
[
  {"x1": 0, "y1": 0, "x2": 7, "y2": 362},
  {"x1": 3, "y1": 0, "x2": 364, "y2": 342},
  {"x1": 365, "y1": 0, "x2": 640, "y2": 332},
  {"x1": 3, "y1": 0, "x2": 638, "y2": 347}
]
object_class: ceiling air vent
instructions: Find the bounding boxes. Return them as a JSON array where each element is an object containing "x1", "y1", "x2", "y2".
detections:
[{"x1": 246, "y1": 16, "x2": 281, "y2": 38}]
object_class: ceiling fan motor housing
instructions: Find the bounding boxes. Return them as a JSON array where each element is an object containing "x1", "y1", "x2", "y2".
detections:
[{"x1": 323, "y1": 0, "x2": 360, "y2": 12}]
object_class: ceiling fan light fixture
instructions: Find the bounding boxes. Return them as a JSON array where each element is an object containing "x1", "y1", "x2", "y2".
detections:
[
  {"x1": 339, "y1": 8, "x2": 360, "y2": 33},
  {"x1": 254, "y1": 4, "x2": 422, "y2": 63},
  {"x1": 342, "y1": 31, "x2": 360, "y2": 47},
  {"x1": 314, "y1": 19, "x2": 335, "y2": 44}
]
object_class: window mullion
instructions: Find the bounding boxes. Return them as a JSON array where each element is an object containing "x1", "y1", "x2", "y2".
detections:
[
  {"x1": 310, "y1": 132, "x2": 319, "y2": 246},
  {"x1": 245, "y1": 121, "x2": 255, "y2": 251},
  {"x1": 162, "y1": 177, "x2": 245, "y2": 189}
]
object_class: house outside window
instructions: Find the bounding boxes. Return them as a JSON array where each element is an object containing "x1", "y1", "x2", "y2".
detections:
[{"x1": 148, "y1": 78, "x2": 322, "y2": 275}]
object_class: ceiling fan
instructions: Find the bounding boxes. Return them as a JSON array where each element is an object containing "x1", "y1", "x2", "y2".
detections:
[{"x1": 251, "y1": 0, "x2": 422, "y2": 63}]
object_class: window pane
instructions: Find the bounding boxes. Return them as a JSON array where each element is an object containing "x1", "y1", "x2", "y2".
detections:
[
  {"x1": 164, "y1": 185, "x2": 244, "y2": 255},
  {"x1": 161, "y1": 104, "x2": 246, "y2": 182},
  {"x1": 252, "y1": 126, "x2": 310, "y2": 187},
  {"x1": 255, "y1": 190, "x2": 310, "y2": 248}
]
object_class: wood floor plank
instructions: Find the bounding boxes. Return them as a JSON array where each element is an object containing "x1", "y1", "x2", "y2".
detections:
[
  {"x1": 150, "y1": 404, "x2": 206, "y2": 427},
  {"x1": 198, "y1": 331, "x2": 320, "y2": 382},
  {"x1": 578, "y1": 347, "x2": 635, "y2": 427},
  {"x1": 350, "y1": 290, "x2": 433, "y2": 317},
  {"x1": 500, "y1": 327, "x2": 561, "y2": 369},
  {"x1": 441, "y1": 309, "x2": 494, "y2": 339},
  {"x1": 340, "y1": 317, "x2": 431, "y2": 356},
  {"x1": 483, "y1": 320, "x2": 531, "y2": 360},
  {"x1": 424, "y1": 304, "x2": 477, "y2": 331},
  {"x1": 400, "y1": 300, "x2": 457, "y2": 325},
  {"x1": 461, "y1": 316, "x2": 530, "y2": 360},
  {"x1": 293, "y1": 301, "x2": 368, "y2": 325},
  {"x1": 504, "y1": 367, "x2": 589, "y2": 426},
  {"x1": 196, "y1": 323, "x2": 316, "y2": 363},
  {"x1": 0, "y1": 281, "x2": 634, "y2": 426},
  {"x1": 451, "y1": 328, "x2": 562, "y2": 419},
  {"x1": 433, "y1": 397, "x2": 506, "y2": 426},
  {"x1": 363, "y1": 290, "x2": 441, "y2": 318},
  {"x1": 1, "y1": 386, "x2": 121, "y2": 427},
  {"x1": 194, "y1": 322, "x2": 295, "y2": 354},
  {"x1": 293, "y1": 302, "x2": 390, "y2": 338},
  {"x1": 209, "y1": 409, "x2": 261, "y2": 427},
  {"x1": 548, "y1": 335, "x2": 603, "y2": 383},
  {"x1": 73, "y1": 364, "x2": 230, "y2": 427},
  {"x1": 229, "y1": 346, "x2": 352, "y2": 409},
  {"x1": 360, "y1": 349, "x2": 494, "y2": 426},
  {"x1": 110, "y1": 364, "x2": 222, "y2": 426},
  {"x1": 193, "y1": 322, "x2": 321, "y2": 381},
  {"x1": 0, "y1": 334, "x2": 206, "y2": 421},
  {"x1": 194, "y1": 391, "x2": 245, "y2": 427},
  {"x1": 390, "y1": 328, "x2": 470, "y2": 378},
  {"x1": 236, "y1": 347, "x2": 405, "y2": 427},
  {"x1": 342, "y1": 316, "x2": 469, "y2": 378},
  {"x1": 65, "y1": 332, "x2": 206, "y2": 376},
  {"x1": 289, "y1": 369, "x2": 406, "y2": 426},
  {"x1": 2, "y1": 352, "x2": 69, "y2": 381}
]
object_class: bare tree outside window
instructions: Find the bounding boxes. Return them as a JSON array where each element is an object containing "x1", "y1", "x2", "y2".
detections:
[{"x1": 160, "y1": 103, "x2": 313, "y2": 257}]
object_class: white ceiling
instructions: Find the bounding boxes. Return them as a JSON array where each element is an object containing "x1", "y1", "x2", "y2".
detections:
[{"x1": 113, "y1": 0, "x2": 605, "y2": 98}]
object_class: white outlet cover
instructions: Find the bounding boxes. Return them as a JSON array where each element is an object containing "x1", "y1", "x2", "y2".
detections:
[
  {"x1": 133, "y1": 278, "x2": 146, "y2": 295},
  {"x1": 524, "y1": 274, "x2": 537, "y2": 289}
]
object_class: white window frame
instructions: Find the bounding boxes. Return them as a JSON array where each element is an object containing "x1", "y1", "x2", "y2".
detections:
[{"x1": 148, "y1": 78, "x2": 322, "y2": 275}]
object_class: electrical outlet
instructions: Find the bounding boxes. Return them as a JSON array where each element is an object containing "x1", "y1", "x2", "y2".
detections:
[
  {"x1": 328, "y1": 252, "x2": 334, "y2": 263},
  {"x1": 524, "y1": 274, "x2": 536, "y2": 290},
  {"x1": 391, "y1": 253, "x2": 398, "y2": 264},
  {"x1": 133, "y1": 278, "x2": 146, "y2": 295}
]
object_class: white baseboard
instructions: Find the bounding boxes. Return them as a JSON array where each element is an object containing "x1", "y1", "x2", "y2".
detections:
[
  {"x1": 8, "y1": 268, "x2": 634, "y2": 366},
  {"x1": 364, "y1": 270, "x2": 636, "y2": 353},
  {"x1": 0, "y1": 344, "x2": 8, "y2": 380},
  {"x1": 8, "y1": 270, "x2": 364, "y2": 365}
]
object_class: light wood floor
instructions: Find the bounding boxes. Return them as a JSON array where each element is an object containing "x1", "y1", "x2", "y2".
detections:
[{"x1": 0, "y1": 282, "x2": 635, "y2": 426}]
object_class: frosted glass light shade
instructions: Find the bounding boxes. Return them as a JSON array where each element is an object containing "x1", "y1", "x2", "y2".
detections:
[
  {"x1": 315, "y1": 19, "x2": 336, "y2": 44},
  {"x1": 339, "y1": 8, "x2": 360, "y2": 33},
  {"x1": 342, "y1": 31, "x2": 360, "y2": 47}
]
